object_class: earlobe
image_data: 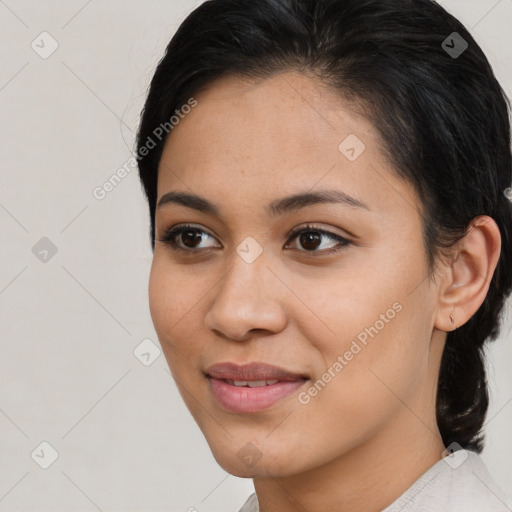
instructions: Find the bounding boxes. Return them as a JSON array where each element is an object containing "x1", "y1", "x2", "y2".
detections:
[
  {"x1": 434, "y1": 215, "x2": 501, "y2": 333},
  {"x1": 449, "y1": 312, "x2": 456, "y2": 331}
]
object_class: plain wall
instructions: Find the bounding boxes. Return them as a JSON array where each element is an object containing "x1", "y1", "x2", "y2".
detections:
[{"x1": 0, "y1": 1, "x2": 510, "y2": 510}]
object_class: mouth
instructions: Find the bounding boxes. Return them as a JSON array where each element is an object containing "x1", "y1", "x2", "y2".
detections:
[
  {"x1": 204, "y1": 361, "x2": 308, "y2": 381},
  {"x1": 222, "y1": 378, "x2": 281, "y2": 387},
  {"x1": 204, "y1": 361, "x2": 309, "y2": 413}
]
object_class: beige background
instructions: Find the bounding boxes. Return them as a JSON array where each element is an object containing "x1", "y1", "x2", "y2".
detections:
[{"x1": 0, "y1": 1, "x2": 511, "y2": 510}]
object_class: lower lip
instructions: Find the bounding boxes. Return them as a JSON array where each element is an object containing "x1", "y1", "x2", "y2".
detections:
[{"x1": 207, "y1": 377, "x2": 307, "y2": 413}]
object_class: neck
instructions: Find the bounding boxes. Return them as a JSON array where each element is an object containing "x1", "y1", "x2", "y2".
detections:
[{"x1": 253, "y1": 410, "x2": 446, "y2": 512}]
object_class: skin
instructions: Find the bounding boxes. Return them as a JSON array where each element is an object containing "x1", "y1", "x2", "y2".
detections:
[{"x1": 148, "y1": 70, "x2": 501, "y2": 512}]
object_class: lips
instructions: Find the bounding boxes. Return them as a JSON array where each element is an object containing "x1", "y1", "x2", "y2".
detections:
[
  {"x1": 204, "y1": 361, "x2": 308, "y2": 413},
  {"x1": 224, "y1": 379, "x2": 280, "y2": 387},
  {"x1": 204, "y1": 361, "x2": 308, "y2": 382}
]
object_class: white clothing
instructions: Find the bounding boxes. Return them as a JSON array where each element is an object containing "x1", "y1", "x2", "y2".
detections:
[{"x1": 238, "y1": 449, "x2": 512, "y2": 511}]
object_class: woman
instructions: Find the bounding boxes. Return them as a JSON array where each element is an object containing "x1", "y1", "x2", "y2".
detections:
[{"x1": 135, "y1": 0, "x2": 512, "y2": 510}]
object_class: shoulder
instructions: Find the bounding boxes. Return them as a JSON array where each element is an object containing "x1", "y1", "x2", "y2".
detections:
[
  {"x1": 383, "y1": 449, "x2": 512, "y2": 512},
  {"x1": 237, "y1": 451, "x2": 511, "y2": 512},
  {"x1": 238, "y1": 492, "x2": 259, "y2": 512}
]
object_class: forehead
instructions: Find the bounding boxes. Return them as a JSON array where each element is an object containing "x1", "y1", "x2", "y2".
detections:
[
  {"x1": 160, "y1": 70, "x2": 376, "y2": 165},
  {"x1": 156, "y1": 70, "x2": 420, "y2": 224}
]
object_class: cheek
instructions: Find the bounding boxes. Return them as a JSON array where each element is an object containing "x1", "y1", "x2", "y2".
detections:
[
  {"x1": 148, "y1": 257, "x2": 200, "y2": 360},
  {"x1": 148, "y1": 258, "x2": 173, "y2": 336},
  {"x1": 297, "y1": 255, "x2": 432, "y2": 405},
  {"x1": 315, "y1": 294, "x2": 433, "y2": 428}
]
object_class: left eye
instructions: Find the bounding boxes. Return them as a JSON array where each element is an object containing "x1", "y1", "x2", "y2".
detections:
[
  {"x1": 157, "y1": 223, "x2": 351, "y2": 254},
  {"x1": 285, "y1": 224, "x2": 351, "y2": 254}
]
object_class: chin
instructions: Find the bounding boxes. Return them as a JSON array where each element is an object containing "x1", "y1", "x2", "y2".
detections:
[{"x1": 206, "y1": 437, "x2": 302, "y2": 478}]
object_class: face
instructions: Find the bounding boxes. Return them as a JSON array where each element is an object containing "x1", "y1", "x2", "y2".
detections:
[{"x1": 149, "y1": 71, "x2": 444, "y2": 478}]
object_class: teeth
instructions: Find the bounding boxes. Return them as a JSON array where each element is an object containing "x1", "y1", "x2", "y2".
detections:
[
  {"x1": 247, "y1": 380, "x2": 267, "y2": 388},
  {"x1": 229, "y1": 379, "x2": 280, "y2": 387}
]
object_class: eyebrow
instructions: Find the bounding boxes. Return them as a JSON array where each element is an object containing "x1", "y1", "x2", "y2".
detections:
[{"x1": 157, "y1": 189, "x2": 370, "y2": 217}]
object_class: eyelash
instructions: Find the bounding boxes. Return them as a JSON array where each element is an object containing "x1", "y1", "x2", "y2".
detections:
[{"x1": 157, "y1": 223, "x2": 351, "y2": 255}]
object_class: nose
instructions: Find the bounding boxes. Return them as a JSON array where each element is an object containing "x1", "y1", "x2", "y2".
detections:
[{"x1": 204, "y1": 247, "x2": 288, "y2": 341}]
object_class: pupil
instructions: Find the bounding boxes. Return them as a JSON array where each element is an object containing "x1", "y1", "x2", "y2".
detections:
[
  {"x1": 301, "y1": 231, "x2": 320, "y2": 250},
  {"x1": 182, "y1": 229, "x2": 202, "y2": 248}
]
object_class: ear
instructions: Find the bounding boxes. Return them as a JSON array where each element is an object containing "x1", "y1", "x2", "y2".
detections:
[{"x1": 434, "y1": 215, "x2": 501, "y2": 332}]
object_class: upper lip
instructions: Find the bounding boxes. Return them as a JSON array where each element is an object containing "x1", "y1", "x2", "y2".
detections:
[{"x1": 205, "y1": 362, "x2": 308, "y2": 381}]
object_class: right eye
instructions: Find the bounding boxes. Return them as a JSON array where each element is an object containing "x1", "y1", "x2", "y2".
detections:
[{"x1": 156, "y1": 224, "x2": 220, "y2": 253}]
